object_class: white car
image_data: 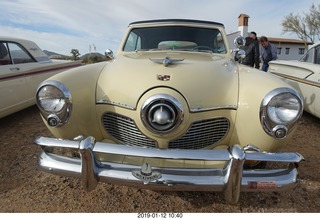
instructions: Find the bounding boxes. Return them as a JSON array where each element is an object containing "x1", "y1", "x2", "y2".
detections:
[
  {"x1": 268, "y1": 42, "x2": 320, "y2": 118},
  {"x1": 0, "y1": 37, "x2": 82, "y2": 118}
]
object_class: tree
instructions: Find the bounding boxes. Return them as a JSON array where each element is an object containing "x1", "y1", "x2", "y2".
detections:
[
  {"x1": 70, "y1": 49, "x2": 81, "y2": 61},
  {"x1": 282, "y1": 3, "x2": 320, "y2": 46},
  {"x1": 82, "y1": 54, "x2": 106, "y2": 64}
]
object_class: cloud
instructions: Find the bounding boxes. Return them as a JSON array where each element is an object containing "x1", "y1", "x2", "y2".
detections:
[{"x1": 0, "y1": 0, "x2": 317, "y2": 55}]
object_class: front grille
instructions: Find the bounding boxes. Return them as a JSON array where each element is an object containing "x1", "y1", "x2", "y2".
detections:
[
  {"x1": 103, "y1": 112, "x2": 157, "y2": 147},
  {"x1": 169, "y1": 118, "x2": 229, "y2": 149},
  {"x1": 103, "y1": 112, "x2": 229, "y2": 150}
]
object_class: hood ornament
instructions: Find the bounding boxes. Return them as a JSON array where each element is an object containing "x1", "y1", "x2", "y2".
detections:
[
  {"x1": 150, "y1": 57, "x2": 184, "y2": 67},
  {"x1": 132, "y1": 162, "x2": 162, "y2": 184}
]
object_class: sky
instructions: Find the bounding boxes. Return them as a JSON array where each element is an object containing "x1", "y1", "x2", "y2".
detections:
[{"x1": 0, "y1": 0, "x2": 317, "y2": 56}]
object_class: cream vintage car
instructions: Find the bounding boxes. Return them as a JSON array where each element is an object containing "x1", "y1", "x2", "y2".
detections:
[
  {"x1": 0, "y1": 37, "x2": 82, "y2": 118},
  {"x1": 34, "y1": 19, "x2": 304, "y2": 204},
  {"x1": 268, "y1": 42, "x2": 320, "y2": 118}
]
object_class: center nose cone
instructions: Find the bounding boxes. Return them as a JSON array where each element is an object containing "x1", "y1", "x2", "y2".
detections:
[
  {"x1": 141, "y1": 94, "x2": 184, "y2": 134},
  {"x1": 152, "y1": 106, "x2": 172, "y2": 125}
]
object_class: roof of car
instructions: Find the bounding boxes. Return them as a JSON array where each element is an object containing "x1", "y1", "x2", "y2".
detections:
[
  {"x1": 0, "y1": 36, "x2": 35, "y2": 44},
  {"x1": 129, "y1": 19, "x2": 224, "y2": 27}
]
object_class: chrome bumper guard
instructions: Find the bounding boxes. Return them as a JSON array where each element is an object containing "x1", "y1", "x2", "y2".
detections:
[{"x1": 34, "y1": 136, "x2": 304, "y2": 204}]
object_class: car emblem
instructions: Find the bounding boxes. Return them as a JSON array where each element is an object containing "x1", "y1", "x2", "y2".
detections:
[
  {"x1": 157, "y1": 74, "x2": 171, "y2": 81},
  {"x1": 150, "y1": 57, "x2": 184, "y2": 67},
  {"x1": 132, "y1": 162, "x2": 162, "y2": 184}
]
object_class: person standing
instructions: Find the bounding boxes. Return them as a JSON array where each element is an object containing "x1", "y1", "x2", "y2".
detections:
[
  {"x1": 259, "y1": 36, "x2": 277, "y2": 72},
  {"x1": 240, "y1": 31, "x2": 260, "y2": 69}
]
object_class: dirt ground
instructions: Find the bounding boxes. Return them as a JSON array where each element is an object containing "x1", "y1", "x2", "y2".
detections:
[{"x1": 0, "y1": 105, "x2": 319, "y2": 213}]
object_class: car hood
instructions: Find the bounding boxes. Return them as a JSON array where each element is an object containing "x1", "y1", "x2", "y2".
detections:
[{"x1": 96, "y1": 52, "x2": 239, "y2": 110}]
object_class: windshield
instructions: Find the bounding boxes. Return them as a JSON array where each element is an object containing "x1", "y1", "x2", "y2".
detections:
[
  {"x1": 299, "y1": 46, "x2": 320, "y2": 64},
  {"x1": 123, "y1": 26, "x2": 226, "y2": 54}
]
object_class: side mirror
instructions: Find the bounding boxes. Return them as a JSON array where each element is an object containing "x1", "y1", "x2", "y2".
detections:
[
  {"x1": 105, "y1": 49, "x2": 114, "y2": 59},
  {"x1": 232, "y1": 36, "x2": 246, "y2": 62},
  {"x1": 234, "y1": 36, "x2": 246, "y2": 48},
  {"x1": 237, "y1": 49, "x2": 246, "y2": 59}
]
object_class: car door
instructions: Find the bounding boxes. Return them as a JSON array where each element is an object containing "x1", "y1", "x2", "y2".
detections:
[
  {"x1": 287, "y1": 44, "x2": 320, "y2": 118},
  {"x1": 0, "y1": 41, "x2": 36, "y2": 118},
  {"x1": 304, "y1": 72, "x2": 320, "y2": 118},
  {"x1": 309, "y1": 46, "x2": 320, "y2": 118}
]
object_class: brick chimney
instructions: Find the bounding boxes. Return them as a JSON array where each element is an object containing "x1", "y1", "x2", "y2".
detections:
[{"x1": 238, "y1": 14, "x2": 249, "y2": 37}]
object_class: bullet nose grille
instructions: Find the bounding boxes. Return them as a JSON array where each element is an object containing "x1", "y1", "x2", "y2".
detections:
[{"x1": 103, "y1": 113, "x2": 229, "y2": 150}]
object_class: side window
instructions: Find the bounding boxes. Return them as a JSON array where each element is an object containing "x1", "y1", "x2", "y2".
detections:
[
  {"x1": 8, "y1": 42, "x2": 35, "y2": 64},
  {"x1": 300, "y1": 48, "x2": 314, "y2": 63},
  {"x1": 315, "y1": 47, "x2": 320, "y2": 65},
  {"x1": 285, "y1": 48, "x2": 290, "y2": 55},
  {"x1": 277, "y1": 47, "x2": 282, "y2": 55},
  {"x1": 0, "y1": 42, "x2": 11, "y2": 65},
  {"x1": 123, "y1": 32, "x2": 141, "y2": 51},
  {"x1": 298, "y1": 48, "x2": 305, "y2": 55}
]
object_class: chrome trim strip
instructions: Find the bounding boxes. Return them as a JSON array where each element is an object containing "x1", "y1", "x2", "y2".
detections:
[
  {"x1": 270, "y1": 72, "x2": 320, "y2": 88},
  {"x1": 269, "y1": 63, "x2": 315, "y2": 77},
  {"x1": 0, "y1": 63, "x2": 81, "y2": 81},
  {"x1": 96, "y1": 100, "x2": 238, "y2": 112},
  {"x1": 35, "y1": 136, "x2": 304, "y2": 204},
  {"x1": 96, "y1": 100, "x2": 135, "y2": 110},
  {"x1": 190, "y1": 105, "x2": 237, "y2": 112}
]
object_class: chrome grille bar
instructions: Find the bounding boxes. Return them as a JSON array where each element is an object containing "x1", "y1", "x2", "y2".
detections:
[
  {"x1": 169, "y1": 118, "x2": 229, "y2": 149},
  {"x1": 103, "y1": 112, "x2": 157, "y2": 147}
]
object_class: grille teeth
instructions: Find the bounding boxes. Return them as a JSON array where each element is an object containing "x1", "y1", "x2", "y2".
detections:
[
  {"x1": 103, "y1": 113, "x2": 157, "y2": 147},
  {"x1": 168, "y1": 118, "x2": 229, "y2": 149},
  {"x1": 103, "y1": 112, "x2": 229, "y2": 150}
]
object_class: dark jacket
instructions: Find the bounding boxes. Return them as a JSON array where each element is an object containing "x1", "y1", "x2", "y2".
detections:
[{"x1": 241, "y1": 37, "x2": 260, "y2": 68}]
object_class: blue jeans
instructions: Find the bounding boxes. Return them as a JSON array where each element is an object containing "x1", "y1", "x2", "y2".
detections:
[{"x1": 262, "y1": 63, "x2": 269, "y2": 72}]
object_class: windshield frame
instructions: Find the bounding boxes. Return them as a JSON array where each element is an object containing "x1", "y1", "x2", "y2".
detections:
[{"x1": 121, "y1": 25, "x2": 227, "y2": 54}]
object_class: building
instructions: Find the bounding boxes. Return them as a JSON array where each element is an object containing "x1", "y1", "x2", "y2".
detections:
[{"x1": 227, "y1": 14, "x2": 313, "y2": 60}]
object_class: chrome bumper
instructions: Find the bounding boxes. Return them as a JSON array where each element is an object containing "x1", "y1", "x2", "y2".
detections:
[{"x1": 34, "y1": 136, "x2": 304, "y2": 204}]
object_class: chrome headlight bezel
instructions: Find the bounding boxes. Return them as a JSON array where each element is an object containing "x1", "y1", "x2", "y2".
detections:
[
  {"x1": 36, "y1": 80, "x2": 72, "y2": 127},
  {"x1": 260, "y1": 87, "x2": 303, "y2": 139}
]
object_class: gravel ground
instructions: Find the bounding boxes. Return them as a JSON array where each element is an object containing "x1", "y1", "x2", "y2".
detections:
[{"x1": 0, "y1": 105, "x2": 319, "y2": 213}]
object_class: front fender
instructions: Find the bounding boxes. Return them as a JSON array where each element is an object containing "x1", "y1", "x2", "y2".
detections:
[
  {"x1": 230, "y1": 66, "x2": 296, "y2": 151},
  {"x1": 42, "y1": 62, "x2": 108, "y2": 140}
]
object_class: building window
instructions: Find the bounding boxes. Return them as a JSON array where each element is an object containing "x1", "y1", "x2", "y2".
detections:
[
  {"x1": 285, "y1": 48, "x2": 290, "y2": 55},
  {"x1": 277, "y1": 47, "x2": 282, "y2": 55},
  {"x1": 299, "y1": 48, "x2": 305, "y2": 55}
]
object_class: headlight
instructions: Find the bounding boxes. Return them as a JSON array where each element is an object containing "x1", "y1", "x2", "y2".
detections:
[
  {"x1": 260, "y1": 88, "x2": 303, "y2": 139},
  {"x1": 36, "y1": 80, "x2": 72, "y2": 127},
  {"x1": 37, "y1": 85, "x2": 67, "y2": 113},
  {"x1": 267, "y1": 93, "x2": 301, "y2": 124}
]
